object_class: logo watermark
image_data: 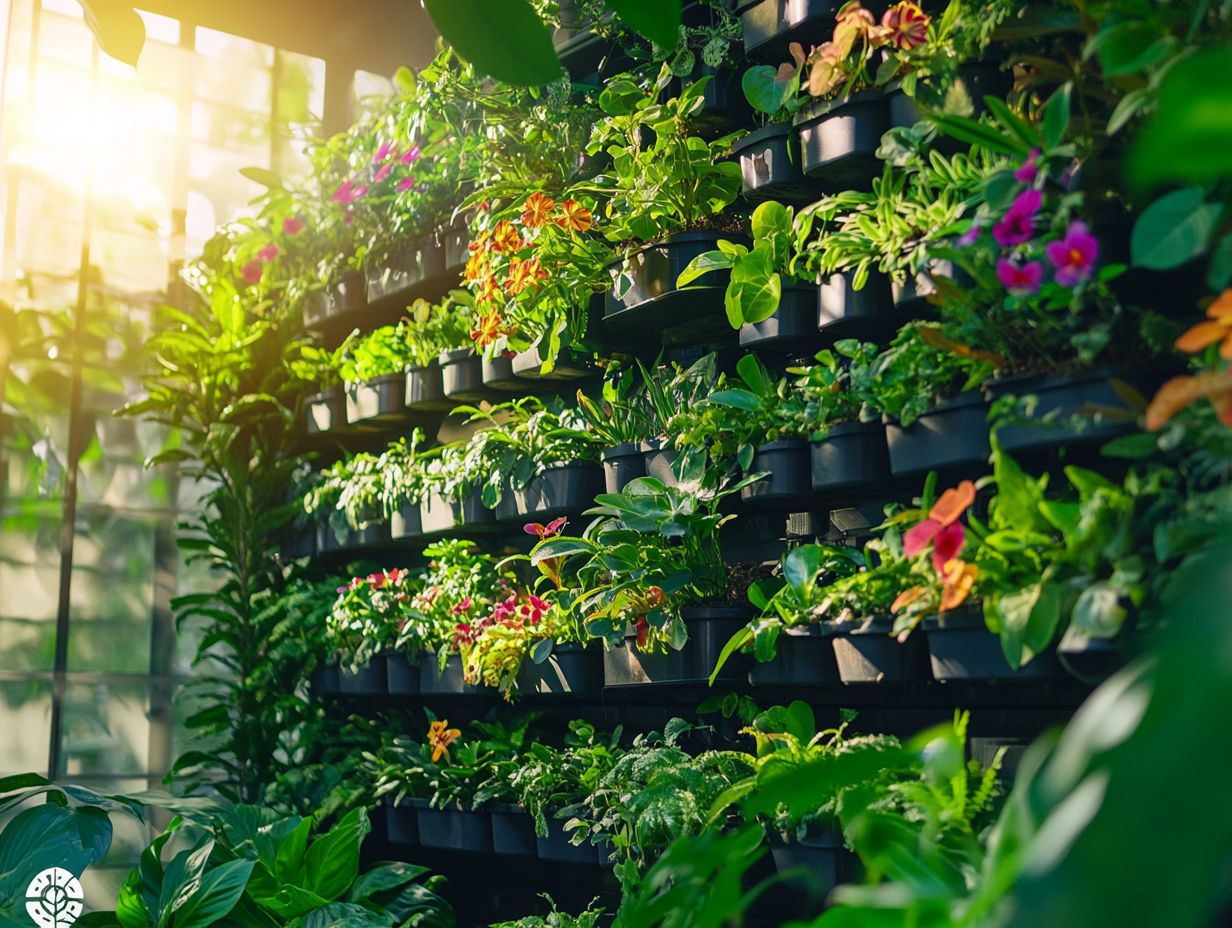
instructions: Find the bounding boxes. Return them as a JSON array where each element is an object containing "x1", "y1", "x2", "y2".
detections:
[{"x1": 25, "y1": 868, "x2": 83, "y2": 928}]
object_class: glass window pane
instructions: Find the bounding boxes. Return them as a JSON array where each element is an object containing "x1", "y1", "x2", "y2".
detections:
[
  {"x1": 0, "y1": 679, "x2": 53, "y2": 772},
  {"x1": 59, "y1": 679, "x2": 150, "y2": 776}
]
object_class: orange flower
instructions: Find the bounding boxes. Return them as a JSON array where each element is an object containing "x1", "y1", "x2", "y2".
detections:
[
  {"x1": 1146, "y1": 368, "x2": 1232, "y2": 431},
  {"x1": 471, "y1": 309, "x2": 513, "y2": 347},
  {"x1": 556, "y1": 199, "x2": 593, "y2": 232},
  {"x1": 521, "y1": 192, "x2": 556, "y2": 228},
  {"x1": 476, "y1": 276, "x2": 502, "y2": 308},
  {"x1": 491, "y1": 220, "x2": 525, "y2": 254},
  {"x1": 464, "y1": 251, "x2": 491, "y2": 284},
  {"x1": 506, "y1": 255, "x2": 548, "y2": 296},
  {"x1": 428, "y1": 719, "x2": 460, "y2": 762},
  {"x1": 939, "y1": 559, "x2": 978, "y2": 612},
  {"x1": 891, "y1": 586, "x2": 928, "y2": 613},
  {"x1": 1174, "y1": 289, "x2": 1232, "y2": 359}
]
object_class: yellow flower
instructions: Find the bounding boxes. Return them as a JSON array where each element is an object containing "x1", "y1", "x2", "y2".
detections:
[
  {"x1": 555, "y1": 199, "x2": 593, "y2": 232},
  {"x1": 521, "y1": 192, "x2": 556, "y2": 228},
  {"x1": 471, "y1": 309, "x2": 513, "y2": 347},
  {"x1": 506, "y1": 255, "x2": 548, "y2": 296},
  {"x1": 939, "y1": 559, "x2": 978, "y2": 612},
  {"x1": 491, "y1": 220, "x2": 525, "y2": 254},
  {"x1": 428, "y1": 720, "x2": 460, "y2": 762}
]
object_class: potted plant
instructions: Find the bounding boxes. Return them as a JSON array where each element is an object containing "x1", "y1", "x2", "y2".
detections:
[
  {"x1": 472, "y1": 715, "x2": 542, "y2": 856},
  {"x1": 734, "y1": 0, "x2": 839, "y2": 62},
  {"x1": 731, "y1": 64, "x2": 814, "y2": 201},
  {"x1": 325, "y1": 568, "x2": 420, "y2": 695},
  {"x1": 677, "y1": 200, "x2": 822, "y2": 351},
  {"x1": 577, "y1": 70, "x2": 744, "y2": 334},
  {"x1": 574, "y1": 364, "x2": 656, "y2": 495},
  {"x1": 417, "y1": 449, "x2": 498, "y2": 535}
]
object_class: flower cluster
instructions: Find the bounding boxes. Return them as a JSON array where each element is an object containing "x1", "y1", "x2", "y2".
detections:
[
  {"x1": 1147, "y1": 289, "x2": 1232, "y2": 430},
  {"x1": 330, "y1": 136, "x2": 423, "y2": 224},
  {"x1": 239, "y1": 214, "x2": 306, "y2": 286},
  {"x1": 463, "y1": 193, "x2": 594, "y2": 350},
  {"x1": 790, "y1": 1, "x2": 932, "y2": 99},
  {"x1": 892, "y1": 481, "x2": 979, "y2": 619}
]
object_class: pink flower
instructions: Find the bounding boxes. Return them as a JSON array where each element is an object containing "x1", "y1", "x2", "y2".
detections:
[
  {"x1": 451, "y1": 596, "x2": 474, "y2": 615},
  {"x1": 241, "y1": 260, "x2": 263, "y2": 284},
  {"x1": 956, "y1": 224, "x2": 981, "y2": 248},
  {"x1": 401, "y1": 145, "x2": 421, "y2": 164},
  {"x1": 992, "y1": 188, "x2": 1041, "y2": 246},
  {"x1": 282, "y1": 216, "x2": 305, "y2": 236},
  {"x1": 1046, "y1": 221, "x2": 1099, "y2": 287},
  {"x1": 374, "y1": 161, "x2": 394, "y2": 184},
  {"x1": 332, "y1": 180, "x2": 368, "y2": 205},
  {"x1": 930, "y1": 522, "x2": 965, "y2": 574},
  {"x1": 396, "y1": 176, "x2": 417, "y2": 193},
  {"x1": 258, "y1": 242, "x2": 279, "y2": 262},
  {"x1": 996, "y1": 258, "x2": 1043, "y2": 295},
  {"x1": 1014, "y1": 148, "x2": 1040, "y2": 184},
  {"x1": 523, "y1": 517, "x2": 567, "y2": 539},
  {"x1": 373, "y1": 141, "x2": 394, "y2": 163}
]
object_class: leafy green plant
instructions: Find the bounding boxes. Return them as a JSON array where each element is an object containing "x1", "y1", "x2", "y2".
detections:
[
  {"x1": 510, "y1": 720, "x2": 625, "y2": 839},
  {"x1": 789, "y1": 340, "x2": 881, "y2": 439},
  {"x1": 490, "y1": 897, "x2": 607, "y2": 928}
]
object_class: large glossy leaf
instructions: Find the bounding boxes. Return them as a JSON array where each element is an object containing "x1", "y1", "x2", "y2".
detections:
[
  {"x1": 170, "y1": 859, "x2": 255, "y2": 928},
  {"x1": 422, "y1": 0, "x2": 561, "y2": 87},
  {"x1": 303, "y1": 808, "x2": 368, "y2": 902},
  {"x1": 724, "y1": 247, "x2": 781, "y2": 327},
  {"x1": 677, "y1": 250, "x2": 736, "y2": 287},
  {"x1": 1130, "y1": 187, "x2": 1222, "y2": 270},
  {"x1": 0, "y1": 805, "x2": 112, "y2": 912},
  {"x1": 605, "y1": 0, "x2": 682, "y2": 48},
  {"x1": 77, "y1": 0, "x2": 145, "y2": 65}
]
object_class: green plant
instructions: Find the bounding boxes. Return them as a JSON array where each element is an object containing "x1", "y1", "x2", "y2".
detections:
[
  {"x1": 580, "y1": 67, "x2": 742, "y2": 246},
  {"x1": 573, "y1": 364, "x2": 657, "y2": 448},
  {"x1": 676, "y1": 201, "x2": 798, "y2": 329},
  {"x1": 789, "y1": 340, "x2": 881, "y2": 439},
  {"x1": 510, "y1": 720, "x2": 624, "y2": 839},
  {"x1": 490, "y1": 897, "x2": 607, "y2": 928}
]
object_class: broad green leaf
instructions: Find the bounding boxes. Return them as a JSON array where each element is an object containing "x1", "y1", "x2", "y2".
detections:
[
  {"x1": 77, "y1": 0, "x2": 145, "y2": 65},
  {"x1": 422, "y1": 0, "x2": 560, "y2": 87},
  {"x1": 1130, "y1": 187, "x2": 1222, "y2": 270},
  {"x1": 605, "y1": 0, "x2": 682, "y2": 48},
  {"x1": 741, "y1": 64, "x2": 797, "y2": 116},
  {"x1": 171, "y1": 859, "x2": 255, "y2": 928},
  {"x1": 239, "y1": 167, "x2": 283, "y2": 189},
  {"x1": 708, "y1": 389, "x2": 761, "y2": 411},
  {"x1": 303, "y1": 808, "x2": 368, "y2": 902},
  {"x1": 677, "y1": 250, "x2": 734, "y2": 287},
  {"x1": 1042, "y1": 83, "x2": 1071, "y2": 148},
  {"x1": 1087, "y1": 21, "x2": 1171, "y2": 77},
  {"x1": 750, "y1": 200, "x2": 791, "y2": 243}
]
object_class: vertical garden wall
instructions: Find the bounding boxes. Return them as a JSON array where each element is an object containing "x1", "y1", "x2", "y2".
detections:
[{"x1": 5, "y1": 1, "x2": 1232, "y2": 927}]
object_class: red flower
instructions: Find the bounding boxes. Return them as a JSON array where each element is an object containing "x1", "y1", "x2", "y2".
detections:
[
  {"x1": 524, "y1": 516, "x2": 567, "y2": 538},
  {"x1": 282, "y1": 216, "x2": 305, "y2": 236},
  {"x1": 903, "y1": 480, "x2": 975, "y2": 572},
  {"x1": 241, "y1": 260, "x2": 263, "y2": 284},
  {"x1": 451, "y1": 596, "x2": 474, "y2": 615},
  {"x1": 258, "y1": 242, "x2": 279, "y2": 262}
]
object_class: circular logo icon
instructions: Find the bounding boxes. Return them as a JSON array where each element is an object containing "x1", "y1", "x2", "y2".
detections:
[{"x1": 25, "y1": 868, "x2": 83, "y2": 928}]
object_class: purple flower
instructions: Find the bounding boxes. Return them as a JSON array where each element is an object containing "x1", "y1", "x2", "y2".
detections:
[
  {"x1": 996, "y1": 258, "x2": 1043, "y2": 295},
  {"x1": 373, "y1": 141, "x2": 394, "y2": 163},
  {"x1": 401, "y1": 145, "x2": 421, "y2": 164},
  {"x1": 957, "y1": 224, "x2": 982, "y2": 248},
  {"x1": 374, "y1": 161, "x2": 394, "y2": 184},
  {"x1": 1046, "y1": 221, "x2": 1099, "y2": 287},
  {"x1": 332, "y1": 180, "x2": 368, "y2": 205},
  {"x1": 992, "y1": 188, "x2": 1042, "y2": 247},
  {"x1": 396, "y1": 176, "x2": 417, "y2": 193},
  {"x1": 1014, "y1": 148, "x2": 1040, "y2": 184}
]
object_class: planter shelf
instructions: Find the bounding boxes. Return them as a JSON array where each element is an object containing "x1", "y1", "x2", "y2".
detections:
[
  {"x1": 818, "y1": 272, "x2": 899, "y2": 343},
  {"x1": 303, "y1": 270, "x2": 366, "y2": 327},
  {"x1": 365, "y1": 237, "x2": 449, "y2": 309},
  {"x1": 732, "y1": 123, "x2": 817, "y2": 203},
  {"x1": 414, "y1": 801, "x2": 493, "y2": 853},
  {"x1": 420, "y1": 653, "x2": 486, "y2": 695},
  {"x1": 739, "y1": 283, "x2": 822, "y2": 354},
  {"x1": 441, "y1": 349, "x2": 492, "y2": 402},
  {"x1": 384, "y1": 652, "x2": 421, "y2": 695},
  {"x1": 481, "y1": 353, "x2": 522, "y2": 392},
  {"x1": 305, "y1": 388, "x2": 347, "y2": 435},
  {"x1": 315, "y1": 521, "x2": 390, "y2": 556},
  {"x1": 490, "y1": 803, "x2": 537, "y2": 856},
  {"x1": 741, "y1": 440, "x2": 812, "y2": 507}
]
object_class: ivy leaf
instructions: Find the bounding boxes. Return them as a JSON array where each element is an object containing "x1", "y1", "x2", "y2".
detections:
[
  {"x1": 422, "y1": 0, "x2": 561, "y2": 87},
  {"x1": 1130, "y1": 187, "x2": 1222, "y2": 270}
]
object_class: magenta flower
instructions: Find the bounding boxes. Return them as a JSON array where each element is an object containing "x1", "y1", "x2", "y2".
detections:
[
  {"x1": 241, "y1": 260, "x2": 263, "y2": 284},
  {"x1": 401, "y1": 145, "x2": 421, "y2": 164},
  {"x1": 1014, "y1": 148, "x2": 1040, "y2": 184},
  {"x1": 956, "y1": 224, "x2": 981, "y2": 248},
  {"x1": 258, "y1": 242, "x2": 279, "y2": 262},
  {"x1": 332, "y1": 180, "x2": 368, "y2": 205},
  {"x1": 1046, "y1": 221, "x2": 1099, "y2": 287},
  {"x1": 996, "y1": 258, "x2": 1043, "y2": 295},
  {"x1": 396, "y1": 176, "x2": 416, "y2": 193},
  {"x1": 931, "y1": 522, "x2": 966, "y2": 574},
  {"x1": 373, "y1": 141, "x2": 394, "y2": 163},
  {"x1": 992, "y1": 188, "x2": 1042, "y2": 246},
  {"x1": 374, "y1": 161, "x2": 394, "y2": 184},
  {"x1": 282, "y1": 216, "x2": 305, "y2": 236}
]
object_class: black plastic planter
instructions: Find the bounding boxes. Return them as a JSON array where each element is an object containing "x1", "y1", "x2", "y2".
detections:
[
  {"x1": 736, "y1": 0, "x2": 840, "y2": 61},
  {"x1": 420, "y1": 489, "x2": 497, "y2": 535},
  {"x1": 605, "y1": 232, "x2": 743, "y2": 338},
  {"x1": 810, "y1": 421, "x2": 891, "y2": 495},
  {"x1": 732, "y1": 122, "x2": 815, "y2": 202},
  {"x1": 345, "y1": 374, "x2": 406, "y2": 425},
  {"x1": 832, "y1": 616, "x2": 929, "y2": 684},
  {"x1": 818, "y1": 271, "x2": 897, "y2": 342},
  {"x1": 315, "y1": 521, "x2": 388, "y2": 554},
  {"x1": 925, "y1": 610, "x2": 1056, "y2": 682},
  {"x1": 442, "y1": 223, "x2": 470, "y2": 274},
  {"x1": 768, "y1": 829, "x2": 845, "y2": 898},
  {"x1": 891, "y1": 260, "x2": 960, "y2": 316},
  {"x1": 365, "y1": 238, "x2": 447, "y2": 306},
  {"x1": 385, "y1": 798, "x2": 420, "y2": 846},
  {"x1": 306, "y1": 388, "x2": 346, "y2": 435},
  {"x1": 384, "y1": 652, "x2": 421, "y2": 695},
  {"x1": 420, "y1": 653, "x2": 483, "y2": 695},
  {"x1": 416, "y1": 803, "x2": 493, "y2": 853},
  {"x1": 405, "y1": 361, "x2": 449, "y2": 411},
  {"x1": 310, "y1": 664, "x2": 339, "y2": 696},
  {"x1": 516, "y1": 462, "x2": 604, "y2": 520},
  {"x1": 641, "y1": 438, "x2": 681, "y2": 486},
  {"x1": 1057, "y1": 631, "x2": 1124, "y2": 684},
  {"x1": 280, "y1": 525, "x2": 315, "y2": 560},
  {"x1": 536, "y1": 818, "x2": 601, "y2": 865},
  {"x1": 603, "y1": 607, "x2": 753, "y2": 686},
  {"x1": 336, "y1": 660, "x2": 387, "y2": 695},
  {"x1": 741, "y1": 440, "x2": 812, "y2": 505},
  {"x1": 749, "y1": 624, "x2": 841, "y2": 686},
  {"x1": 389, "y1": 503, "x2": 422, "y2": 540},
  {"x1": 490, "y1": 803, "x2": 537, "y2": 856},
  {"x1": 885, "y1": 392, "x2": 991, "y2": 478},
  {"x1": 482, "y1": 353, "x2": 522, "y2": 392},
  {"x1": 739, "y1": 283, "x2": 821, "y2": 352},
  {"x1": 887, "y1": 66, "x2": 1007, "y2": 132},
  {"x1": 795, "y1": 91, "x2": 889, "y2": 191},
  {"x1": 984, "y1": 369, "x2": 1138, "y2": 456},
  {"x1": 307, "y1": 270, "x2": 366, "y2": 325},
  {"x1": 601, "y1": 443, "x2": 647, "y2": 494},
  {"x1": 440, "y1": 349, "x2": 489, "y2": 402},
  {"x1": 516, "y1": 643, "x2": 604, "y2": 697},
  {"x1": 512, "y1": 345, "x2": 595, "y2": 382}
]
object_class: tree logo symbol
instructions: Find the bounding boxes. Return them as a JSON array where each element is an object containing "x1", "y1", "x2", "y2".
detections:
[{"x1": 25, "y1": 868, "x2": 84, "y2": 928}]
